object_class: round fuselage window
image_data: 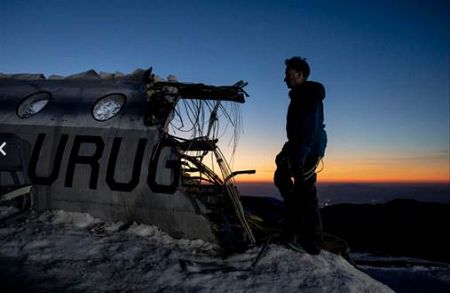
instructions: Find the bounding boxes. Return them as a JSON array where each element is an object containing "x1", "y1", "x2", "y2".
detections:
[
  {"x1": 92, "y1": 94, "x2": 126, "y2": 121},
  {"x1": 17, "y1": 91, "x2": 52, "y2": 118}
]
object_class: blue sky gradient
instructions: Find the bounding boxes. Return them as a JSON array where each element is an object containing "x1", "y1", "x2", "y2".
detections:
[{"x1": 1, "y1": 0, "x2": 448, "y2": 182}]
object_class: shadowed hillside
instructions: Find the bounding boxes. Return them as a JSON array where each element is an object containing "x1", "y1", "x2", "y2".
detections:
[{"x1": 321, "y1": 199, "x2": 450, "y2": 262}]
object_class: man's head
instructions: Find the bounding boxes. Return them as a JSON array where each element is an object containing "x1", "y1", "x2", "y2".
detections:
[{"x1": 284, "y1": 57, "x2": 310, "y2": 89}]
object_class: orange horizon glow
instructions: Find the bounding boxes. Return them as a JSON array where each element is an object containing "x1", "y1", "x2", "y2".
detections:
[
  {"x1": 235, "y1": 171, "x2": 450, "y2": 184},
  {"x1": 233, "y1": 171, "x2": 449, "y2": 184},
  {"x1": 235, "y1": 178, "x2": 450, "y2": 184},
  {"x1": 212, "y1": 135, "x2": 450, "y2": 185},
  {"x1": 230, "y1": 152, "x2": 450, "y2": 185}
]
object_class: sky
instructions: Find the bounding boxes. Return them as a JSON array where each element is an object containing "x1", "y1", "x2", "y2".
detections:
[{"x1": 0, "y1": 0, "x2": 449, "y2": 183}]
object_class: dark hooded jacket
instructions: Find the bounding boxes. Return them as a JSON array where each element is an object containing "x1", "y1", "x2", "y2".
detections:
[{"x1": 285, "y1": 80, "x2": 327, "y2": 166}]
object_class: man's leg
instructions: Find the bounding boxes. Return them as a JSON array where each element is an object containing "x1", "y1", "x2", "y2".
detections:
[
  {"x1": 293, "y1": 157, "x2": 323, "y2": 254},
  {"x1": 299, "y1": 175, "x2": 323, "y2": 241},
  {"x1": 274, "y1": 152, "x2": 295, "y2": 239}
]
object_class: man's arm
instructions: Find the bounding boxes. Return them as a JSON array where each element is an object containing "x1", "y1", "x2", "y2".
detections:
[{"x1": 296, "y1": 99, "x2": 322, "y2": 166}]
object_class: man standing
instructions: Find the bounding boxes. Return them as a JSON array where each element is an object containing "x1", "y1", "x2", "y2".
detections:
[{"x1": 274, "y1": 57, "x2": 327, "y2": 255}]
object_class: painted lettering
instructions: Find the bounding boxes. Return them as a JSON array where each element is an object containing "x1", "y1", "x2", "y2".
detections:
[
  {"x1": 106, "y1": 137, "x2": 147, "y2": 192},
  {"x1": 65, "y1": 135, "x2": 104, "y2": 189}
]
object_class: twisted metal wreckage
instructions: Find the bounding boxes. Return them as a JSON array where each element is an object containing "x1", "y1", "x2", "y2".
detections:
[{"x1": 0, "y1": 68, "x2": 262, "y2": 250}]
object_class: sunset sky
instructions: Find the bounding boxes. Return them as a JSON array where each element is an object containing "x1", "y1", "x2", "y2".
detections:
[{"x1": 1, "y1": 0, "x2": 448, "y2": 183}]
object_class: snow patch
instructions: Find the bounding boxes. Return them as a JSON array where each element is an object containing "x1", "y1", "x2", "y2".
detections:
[
  {"x1": 50, "y1": 210, "x2": 102, "y2": 228},
  {"x1": 0, "y1": 209, "x2": 394, "y2": 292},
  {"x1": 102, "y1": 221, "x2": 124, "y2": 233},
  {"x1": 128, "y1": 222, "x2": 160, "y2": 237},
  {"x1": 0, "y1": 205, "x2": 19, "y2": 218}
]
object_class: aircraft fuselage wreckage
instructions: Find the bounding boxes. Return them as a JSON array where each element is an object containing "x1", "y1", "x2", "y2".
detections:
[{"x1": 0, "y1": 68, "x2": 257, "y2": 249}]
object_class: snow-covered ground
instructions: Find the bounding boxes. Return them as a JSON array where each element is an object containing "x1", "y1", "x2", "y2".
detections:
[
  {"x1": 0, "y1": 207, "x2": 393, "y2": 293},
  {"x1": 351, "y1": 252, "x2": 450, "y2": 293}
]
